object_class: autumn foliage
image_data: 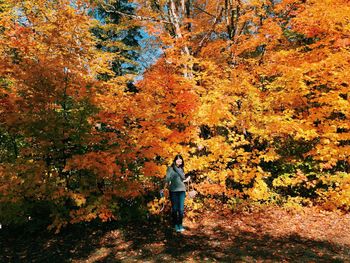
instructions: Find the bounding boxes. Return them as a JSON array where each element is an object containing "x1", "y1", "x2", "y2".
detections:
[{"x1": 1, "y1": 0, "x2": 350, "y2": 231}]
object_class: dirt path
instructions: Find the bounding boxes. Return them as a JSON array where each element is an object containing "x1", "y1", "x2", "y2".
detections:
[{"x1": 2, "y1": 206, "x2": 350, "y2": 262}]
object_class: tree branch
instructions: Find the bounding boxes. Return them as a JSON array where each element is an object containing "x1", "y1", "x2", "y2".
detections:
[
  {"x1": 101, "y1": 3, "x2": 172, "y2": 24},
  {"x1": 193, "y1": 5, "x2": 217, "y2": 18},
  {"x1": 194, "y1": 7, "x2": 224, "y2": 55}
]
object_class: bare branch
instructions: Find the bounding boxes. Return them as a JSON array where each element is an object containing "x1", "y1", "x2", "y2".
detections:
[
  {"x1": 194, "y1": 7, "x2": 224, "y2": 55},
  {"x1": 193, "y1": 5, "x2": 216, "y2": 18},
  {"x1": 101, "y1": 3, "x2": 172, "y2": 24}
]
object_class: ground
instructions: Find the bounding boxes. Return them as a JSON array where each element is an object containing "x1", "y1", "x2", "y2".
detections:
[{"x1": 2, "y1": 206, "x2": 350, "y2": 262}]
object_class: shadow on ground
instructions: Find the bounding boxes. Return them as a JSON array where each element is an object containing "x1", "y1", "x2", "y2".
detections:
[
  {"x1": 0, "y1": 222, "x2": 111, "y2": 263},
  {"x1": 1, "y1": 218, "x2": 350, "y2": 262}
]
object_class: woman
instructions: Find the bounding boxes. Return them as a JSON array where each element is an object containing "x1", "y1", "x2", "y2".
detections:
[{"x1": 161, "y1": 154, "x2": 190, "y2": 232}]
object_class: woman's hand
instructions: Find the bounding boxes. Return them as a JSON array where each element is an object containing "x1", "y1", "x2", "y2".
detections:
[
  {"x1": 159, "y1": 189, "x2": 164, "y2": 197},
  {"x1": 183, "y1": 176, "x2": 191, "y2": 183}
]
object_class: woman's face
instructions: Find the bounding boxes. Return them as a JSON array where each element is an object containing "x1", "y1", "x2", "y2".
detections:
[{"x1": 175, "y1": 158, "x2": 183, "y2": 167}]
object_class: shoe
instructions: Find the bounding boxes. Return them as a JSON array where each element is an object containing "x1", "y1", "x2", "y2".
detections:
[
  {"x1": 178, "y1": 225, "x2": 185, "y2": 232},
  {"x1": 175, "y1": 225, "x2": 181, "y2": 232}
]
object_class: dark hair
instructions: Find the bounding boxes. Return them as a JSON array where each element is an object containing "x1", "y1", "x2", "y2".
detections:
[{"x1": 172, "y1": 154, "x2": 184, "y2": 169}]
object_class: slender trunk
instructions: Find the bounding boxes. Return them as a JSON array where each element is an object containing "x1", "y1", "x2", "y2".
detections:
[
  {"x1": 169, "y1": 0, "x2": 193, "y2": 78},
  {"x1": 224, "y1": 0, "x2": 242, "y2": 66}
]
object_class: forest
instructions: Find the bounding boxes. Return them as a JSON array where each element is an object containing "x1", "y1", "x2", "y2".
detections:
[{"x1": 1, "y1": 0, "x2": 350, "y2": 261}]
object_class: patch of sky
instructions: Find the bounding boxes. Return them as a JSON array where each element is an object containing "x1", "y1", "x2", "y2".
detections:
[{"x1": 90, "y1": 1, "x2": 163, "y2": 82}]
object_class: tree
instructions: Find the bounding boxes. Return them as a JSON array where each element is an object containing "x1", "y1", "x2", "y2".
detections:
[
  {"x1": 133, "y1": 0, "x2": 350, "y2": 209},
  {"x1": 0, "y1": 0, "x2": 139, "y2": 230}
]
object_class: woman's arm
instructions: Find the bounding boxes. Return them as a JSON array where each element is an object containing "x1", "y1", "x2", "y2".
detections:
[
  {"x1": 161, "y1": 167, "x2": 172, "y2": 192},
  {"x1": 165, "y1": 167, "x2": 173, "y2": 183}
]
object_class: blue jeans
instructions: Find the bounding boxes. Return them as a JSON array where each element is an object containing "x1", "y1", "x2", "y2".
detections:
[{"x1": 169, "y1": 191, "x2": 186, "y2": 226}]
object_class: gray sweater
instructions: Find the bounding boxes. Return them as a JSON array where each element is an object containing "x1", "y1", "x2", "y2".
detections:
[{"x1": 165, "y1": 166, "x2": 186, "y2": 192}]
